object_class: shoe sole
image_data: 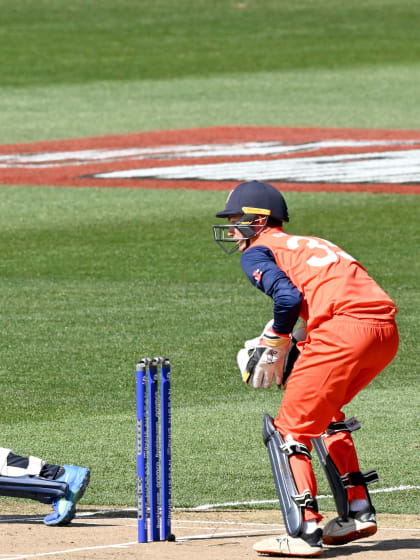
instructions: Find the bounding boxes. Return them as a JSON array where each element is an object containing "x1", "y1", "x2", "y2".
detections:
[
  {"x1": 254, "y1": 548, "x2": 323, "y2": 557},
  {"x1": 323, "y1": 524, "x2": 377, "y2": 545},
  {"x1": 51, "y1": 470, "x2": 90, "y2": 526},
  {"x1": 57, "y1": 504, "x2": 76, "y2": 526}
]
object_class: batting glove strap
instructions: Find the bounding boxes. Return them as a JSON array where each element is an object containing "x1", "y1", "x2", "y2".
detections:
[
  {"x1": 237, "y1": 321, "x2": 291, "y2": 388},
  {"x1": 259, "y1": 327, "x2": 291, "y2": 348}
]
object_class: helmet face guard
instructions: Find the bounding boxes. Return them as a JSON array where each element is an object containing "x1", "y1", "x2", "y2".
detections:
[
  {"x1": 213, "y1": 181, "x2": 289, "y2": 254},
  {"x1": 213, "y1": 214, "x2": 269, "y2": 254}
]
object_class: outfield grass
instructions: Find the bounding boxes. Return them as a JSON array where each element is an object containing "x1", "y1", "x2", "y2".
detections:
[
  {"x1": 1, "y1": 1, "x2": 420, "y2": 142},
  {"x1": 2, "y1": 63, "x2": 420, "y2": 144},
  {"x1": 2, "y1": 0, "x2": 419, "y2": 86},
  {"x1": 0, "y1": 186, "x2": 418, "y2": 514},
  {"x1": 0, "y1": 0, "x2": 418, "y2": 516}
]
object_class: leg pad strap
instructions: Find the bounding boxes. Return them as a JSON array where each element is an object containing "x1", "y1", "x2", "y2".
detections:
[
  {"x1": 313, "y1": 430, "x2": 379, "y2": 519},
  {"x1": 293, "y1": 489, "x2": 319, "y2": 511},
  {"x1": 326, "y1": 417, "x2": 361, "y2": 435},
  {"x1": 341, "y1": 469, "x2": 379, "y2": 488}
]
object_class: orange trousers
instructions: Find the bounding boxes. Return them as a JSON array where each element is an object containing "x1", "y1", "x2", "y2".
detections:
[{"x1": 274, "y1": 316, "x2": 399, "y2": 522}]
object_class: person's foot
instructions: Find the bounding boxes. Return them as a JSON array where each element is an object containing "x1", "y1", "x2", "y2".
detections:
[
  {"x1": 323, "y1": 506, "x2": 377, "y2": 545},
  {"x1": 43, "y1": 465, "x2": 90, "y2": 526},
  {"x1": 253, "y1": 529, "x2": 323, "y2": 556}
]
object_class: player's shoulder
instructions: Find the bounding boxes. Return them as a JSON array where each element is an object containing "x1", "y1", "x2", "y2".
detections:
[
  {"x1": 241, "y1": 243, "x2": 274, "y2": 263},
  {"x1": 251, "y1": 228, "x2": 290, "y2": 250},
  {"x1": 261, "y1": 229, "x2": 337, "y2": 249}
]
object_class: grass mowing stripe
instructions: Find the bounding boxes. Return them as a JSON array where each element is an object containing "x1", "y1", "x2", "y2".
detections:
[
  {"x1": 0, "y1": 0, "x2": 418, "y2": 521},
  {"x1": 1, "y1": 64, "x2": 420, "y2": 143},
  {"x1": 0, "y1": 186, "x2": 418, "y2": 513},
  {"x1": 1, "y1": 0, "x2": 419, "y2": 87}
]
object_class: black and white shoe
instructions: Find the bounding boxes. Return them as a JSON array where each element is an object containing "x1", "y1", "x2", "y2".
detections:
[{"x1": 323, "y1": 506, "x2": 377, "y2": 545}]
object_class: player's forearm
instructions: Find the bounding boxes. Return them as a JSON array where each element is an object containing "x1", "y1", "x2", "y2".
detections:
[{"x1": 272, "y1": 289, "x2": 302, "y2": 334}]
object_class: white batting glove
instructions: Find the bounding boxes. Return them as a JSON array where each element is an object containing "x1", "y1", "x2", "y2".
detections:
[{"x1": 237, "y1": 321, "x2": 291, "y2": 389}]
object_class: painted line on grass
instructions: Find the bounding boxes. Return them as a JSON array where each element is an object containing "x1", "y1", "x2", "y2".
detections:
[
  {"x1": 192, "y1": 484, "x2": 420, "y2": 510},
  {"x1": 2, "y1": 126, "x2": 419, "y2": 193},
  {"x1": 1, "y1": 484, "x2": 417, "y2": 525}
]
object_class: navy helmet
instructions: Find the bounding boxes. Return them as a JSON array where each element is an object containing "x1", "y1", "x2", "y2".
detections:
[
  {"x1": 213, "y1": 181, "x2": 289, "y2": 254},
  {"x1": 215, "y1": 180, "x2": 289, "y2": 222}
]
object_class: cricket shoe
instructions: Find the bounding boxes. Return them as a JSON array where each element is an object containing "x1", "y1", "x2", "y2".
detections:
[
  {"x1": 322, "y1": 506, "x2": 377, "y2": 545},
  {"x1": 43, "y1": 465, "x2": 90, "y2": 526},
  {"x1": 253, "y1": 529, "x2": 323, "y2": 557}
]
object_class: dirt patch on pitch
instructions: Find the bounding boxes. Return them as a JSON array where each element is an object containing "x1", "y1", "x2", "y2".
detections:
[{"x1": 0, "y1": 503, "x2": 418, "y2": 559}]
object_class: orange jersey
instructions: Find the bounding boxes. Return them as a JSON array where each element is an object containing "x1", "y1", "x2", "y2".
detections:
[{"x1": 250, "y1": 228, "x2": 397, "y2": 332}]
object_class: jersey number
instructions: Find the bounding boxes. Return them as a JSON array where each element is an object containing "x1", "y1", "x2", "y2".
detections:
[{"x1": 286, "y1": 236, "x2": 355, "y2": 267}]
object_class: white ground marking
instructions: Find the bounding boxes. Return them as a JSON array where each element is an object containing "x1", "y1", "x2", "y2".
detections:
[
  {"x1": 0, "y1": 542, "x2": 138, "y2": 560},
  {"x1": 3, "y1": 139, "x2": 418, "y2": 187},
  {"x1": 1, "y1": 484, "x2": 418, "y2": 525},
  {"x1": 1, "y1": 511, "x2": 419, "y2": 559},
  {"x1": 93, "y1": 147, "x2": 420, "y2": 184},
  {"x1": 1, "y1": 518, "x2": 419, "y2": 560},
  {"x1": 192, "y1": 485, "x2": 420, "y2": 510},
  {"x1": 1, "y1": 140, "x2": 417, "y2": 168},
  {"x1": 0, "y1": 485, "x2": 418, "y2": 559}
]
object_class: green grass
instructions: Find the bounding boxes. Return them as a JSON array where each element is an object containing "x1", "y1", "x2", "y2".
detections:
[
  {"x1": 0, "y1": 186, "x2": 418, "y2": 513},
  {"x1": 2, "y1": 63, "x2": 420, "y2": 144},
  {"x1": 1, "y1": 0, "x2": 420, "y2": 142},
  {"x1": 1, "y1": 0, "x2": 419, "y2": 87},
  {"x1": 0, "y1": 0, "x2": 418, "y2": 517}
]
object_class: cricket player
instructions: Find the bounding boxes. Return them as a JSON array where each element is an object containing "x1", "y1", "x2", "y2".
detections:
[
  {"x1": 0, "y1": 447, "x2": 89, "y2": 525},
  {"x1": 213, "y1": 181, "x2": 399, "y2": 557}
]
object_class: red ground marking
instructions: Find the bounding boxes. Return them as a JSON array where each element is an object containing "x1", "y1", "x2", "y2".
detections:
[{"x1": 0, "y1": 126, "x2": 419, "y2": 193}]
